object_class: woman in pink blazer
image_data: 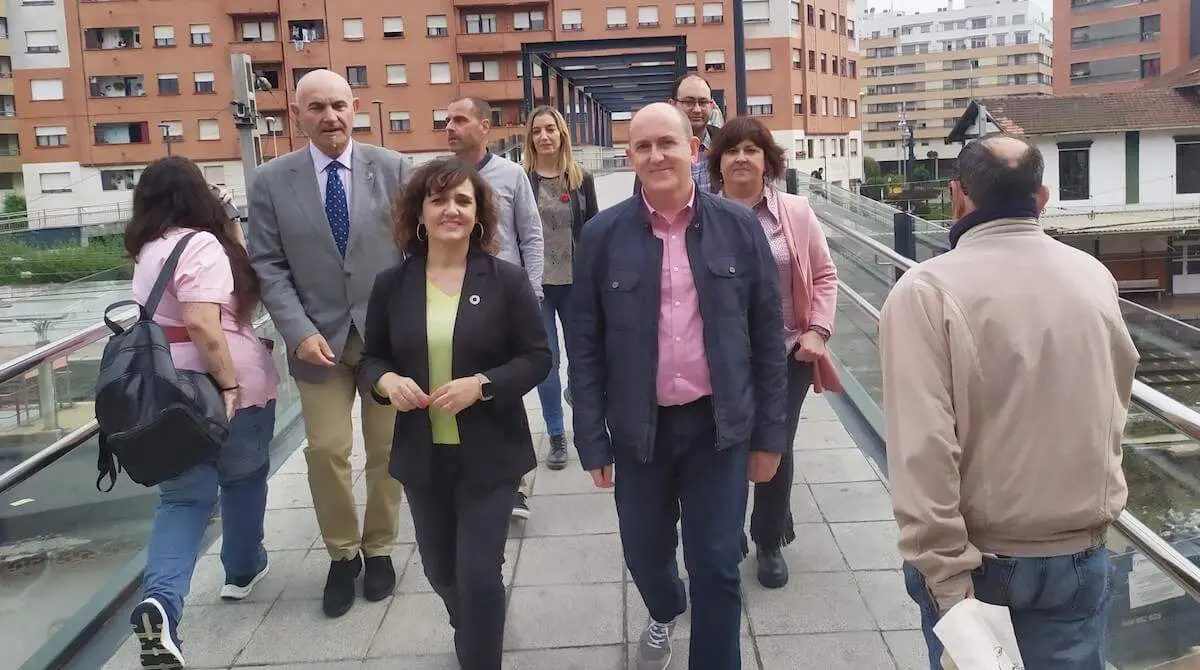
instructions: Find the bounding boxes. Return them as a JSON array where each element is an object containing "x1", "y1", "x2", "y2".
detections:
[{"x1": 708, "y1": 117, "x2": 844, "y2": 590}]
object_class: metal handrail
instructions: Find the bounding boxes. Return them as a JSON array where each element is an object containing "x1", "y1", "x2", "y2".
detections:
[
  {"x1": 824, "y1": 210, "x2": 1200, "y2": 599},
  {"x1": 0, "y1": 307, "x2": 137, "y2": 386},
  {"x1": 0, "y1": 313, "x2": 273, "y2": 497}
]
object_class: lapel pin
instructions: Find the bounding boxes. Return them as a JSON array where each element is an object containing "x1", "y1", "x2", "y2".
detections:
[{"x1": 469, "y1": 295, "x2": 481, "y2": 305}]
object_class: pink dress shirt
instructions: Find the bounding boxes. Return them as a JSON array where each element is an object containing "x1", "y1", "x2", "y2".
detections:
[{"x1": 643, "y1": 186, "x2": 713, "y2": 406}]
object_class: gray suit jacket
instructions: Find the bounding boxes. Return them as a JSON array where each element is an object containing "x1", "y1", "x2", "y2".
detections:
[{"x1": 248, "y1": 141, "x2": 412, "y2": 383}]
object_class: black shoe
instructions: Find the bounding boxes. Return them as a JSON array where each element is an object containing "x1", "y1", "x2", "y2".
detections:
[
  {"x1": 322, "y1": 554, "x2": 363, "y2": 618},
  {"x1": 511, "y1": 492, "x2": 531, "y2": 520},
  {"x1": 363, "y1": 555, "x2": 396, "y2": 602},
  {"x1": 756, "y1": 548, "x2": 789, "y2": 589},
  {"x1": 547, "y1": 434, "x2": 568, "y2": 471},
  {"x1": 563, "y1": 388, "x2": 573, "y2": 407}
]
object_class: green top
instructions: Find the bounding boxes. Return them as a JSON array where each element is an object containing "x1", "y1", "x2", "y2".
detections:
[{"x1": 426, "y1": 279, "x2": 461, "y2": 446}]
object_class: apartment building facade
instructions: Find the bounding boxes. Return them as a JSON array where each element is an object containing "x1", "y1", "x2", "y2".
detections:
[
  {"x1": 15, "y1": 0, "x2": 860, "y2": 215},
  {"x1": 1054, "y1": 0, "x2": 1196, "y2": 94},
  {"x1": 0, "y1": 2, "x2": 18, "y2": 196},
  {"x1": 859, "y1": 0, "x2": 1053, "y2": 172}
]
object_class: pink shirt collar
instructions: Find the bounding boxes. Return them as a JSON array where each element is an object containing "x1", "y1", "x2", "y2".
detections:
[{"x1": 641, "y1": 182, "x2": 697, "y2": 228}]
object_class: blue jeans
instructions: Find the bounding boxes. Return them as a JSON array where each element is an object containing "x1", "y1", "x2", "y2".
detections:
[
  {"x1": 536, "y1": 284, "x2": 571, "y2": 437},
  {"x1": 904, "y1": 546, "x2": 1113, "y2": 670},
  {"x1": 141, "y1": 401, "x2": 277, "y2": 627},
  {"x1": 616, "y1": 398, "x2": 748, "y2": 668}
]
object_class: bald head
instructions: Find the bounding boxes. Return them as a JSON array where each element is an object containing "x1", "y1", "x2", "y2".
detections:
[
  {"x1": 953, "y1": 132, "x2": 1045, "y2": 211},
  {"x1": 631, "y1": 103, "x2": 692, "y2": 140},
  {"x1": 291, "y1": 69, "x2": 358, "y2": 158}
]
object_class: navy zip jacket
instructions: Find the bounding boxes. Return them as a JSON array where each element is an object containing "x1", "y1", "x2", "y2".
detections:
[{"x1": 568, "y1": 186, "x2": 788, "y2": 471}]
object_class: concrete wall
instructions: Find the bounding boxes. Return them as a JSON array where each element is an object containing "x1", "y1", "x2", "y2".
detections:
[{"x1": 1036, "y1": 130, "x2": 1200, "y2": 210}]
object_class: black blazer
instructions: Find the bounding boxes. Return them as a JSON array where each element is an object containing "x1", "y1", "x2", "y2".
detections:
[{"x1": 358, "y1": 252, "x2": 552, "y2": 489}]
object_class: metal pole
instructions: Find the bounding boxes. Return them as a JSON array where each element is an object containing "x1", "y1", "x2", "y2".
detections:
[
  {"x1": 541, "y1": 59, "x2": 552, "y2": 106},
  {"x1": 231, "y1": 54, "x2": 262, "y2": 195},
  {"x1": 569, "y1": 85, "x2": 579, "y2": 140},
  {"x1": 158, "y1": 124, "x2": 172, "y2": 156},
  {"x1": 555, "y1": 74, "x2": 566, "y2": 116},
  {"x1": 732, "y1": 0, "x2": 747, "y2": 115},
  {"x1": 522, "y1": 50, "x2": 535, "y2": 119},
  {"x1": 372, "y1": 100, "x2": 384, "y2": 147}
]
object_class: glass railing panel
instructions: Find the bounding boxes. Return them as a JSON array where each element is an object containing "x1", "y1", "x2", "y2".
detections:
[
  {"x1": 1107, "y1": 528, "x2": 1200, "y2": 669},
  {"x1": 0, "y1": 315, "x2": 301, "y2": 670}
]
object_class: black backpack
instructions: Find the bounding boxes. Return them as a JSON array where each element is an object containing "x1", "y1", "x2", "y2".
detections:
[{"x1": 94, "y1": 232, "x2": 230, "y2": 491}]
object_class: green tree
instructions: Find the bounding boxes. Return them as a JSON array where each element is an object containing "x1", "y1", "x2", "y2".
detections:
[
  {"x1": 863, "y1": 156, "x2": 882, "y2": 181},
  {"x1": 3, "y1": 193, "x2": 26, "y2": 214},
  {"x1": 912, "y1": 165, "x2": 932, "y2": 183}
]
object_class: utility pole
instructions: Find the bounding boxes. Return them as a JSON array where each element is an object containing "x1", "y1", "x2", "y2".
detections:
[
  {"x1": 732, "y1": 0, "x2": 748, "y2": 115},
  {"x1": 372, "y1": 99, "x2": 385, "y2": 147},
  {"x1": 158, "y1": 123, "x2": 172, "y2": 157},
  {"x1": 230, "y1": 53, "x2": 262, "y2": 196}
]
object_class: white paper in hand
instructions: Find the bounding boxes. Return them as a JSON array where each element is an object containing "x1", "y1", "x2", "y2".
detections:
[{"x1": 933, "y1": 599, "x2": 1025, "y2": 670}]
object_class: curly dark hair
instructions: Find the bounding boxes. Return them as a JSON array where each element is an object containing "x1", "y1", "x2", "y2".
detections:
[
  {"x1": 124, "y1": 156, "x2": 260, "y2": 323},
  {"x1": 706, "y1": 116, "x2": 788, "y2": 191},
  {"x1": 391, "y1": 157, "x2": 499, "y2": 256}
]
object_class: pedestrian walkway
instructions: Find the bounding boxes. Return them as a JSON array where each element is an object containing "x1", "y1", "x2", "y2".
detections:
[{"x1": 100, "y1": 389, "x2": 926, "y2": 669}]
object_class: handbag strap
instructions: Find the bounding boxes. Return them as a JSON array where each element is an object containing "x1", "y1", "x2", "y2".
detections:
[{"x1": 144, "y1": 231, "x2": 201, "y2": 319}]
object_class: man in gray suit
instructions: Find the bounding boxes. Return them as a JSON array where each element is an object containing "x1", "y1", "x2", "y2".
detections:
[{"x1": 248, "y1": 69, "x2": 410, "y2": 619}]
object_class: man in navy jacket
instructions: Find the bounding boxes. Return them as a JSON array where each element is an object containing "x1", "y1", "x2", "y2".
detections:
[{"x1": 569, "y1": 103, "x2": 787, "y2": 669}]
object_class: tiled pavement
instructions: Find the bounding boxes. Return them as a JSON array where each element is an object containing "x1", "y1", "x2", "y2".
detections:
[{"x1": 101, "y1": 389, "x2": 928, "y2": 669}]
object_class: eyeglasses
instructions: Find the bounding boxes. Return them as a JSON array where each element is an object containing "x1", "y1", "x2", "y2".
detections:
[{"x1": 673, "y1": 97, "x2": 714, "y2": 109}]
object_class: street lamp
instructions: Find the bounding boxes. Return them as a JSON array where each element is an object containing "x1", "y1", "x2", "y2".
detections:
[
  {"x1": 158, "y1": 123, "x2": 173, "y2": 156},
  {"x1": 371, "y1": 100, "x2": 385, "y2": 147}
]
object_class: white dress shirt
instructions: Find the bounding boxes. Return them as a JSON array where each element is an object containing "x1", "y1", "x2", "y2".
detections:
[{"x1": 309, "y1": 140, "x2": 354, "y2": 211}]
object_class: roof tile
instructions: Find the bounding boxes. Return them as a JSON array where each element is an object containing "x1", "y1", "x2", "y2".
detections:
[{"x1": 978, "y1": 89, "x2": 1200, "y2": 136}]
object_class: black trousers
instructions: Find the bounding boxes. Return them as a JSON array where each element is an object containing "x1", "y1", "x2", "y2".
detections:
[
  {"x1": 748, "y1": 357, "x2": 813, "y2": 552},
  {"x1": 404, "y1": 448, "x2": 518, "y2": 670}
]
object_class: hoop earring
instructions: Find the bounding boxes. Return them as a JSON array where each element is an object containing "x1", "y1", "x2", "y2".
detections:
[
  {"x1": 472, "y1": 221, "x2": 483, "y2": 239},
  {"x1": 416, "y1": 222, "x2": 428, "y2": 242}
]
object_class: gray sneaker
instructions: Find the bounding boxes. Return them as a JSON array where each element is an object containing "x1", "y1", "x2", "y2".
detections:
[{"x1": 635, "y1": 618, "x2": 675, "y2": 669}]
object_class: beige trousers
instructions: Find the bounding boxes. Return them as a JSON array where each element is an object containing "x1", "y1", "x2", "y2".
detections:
[{"x1": 295, "y1": 331, "x2": 401, "y2": 560}]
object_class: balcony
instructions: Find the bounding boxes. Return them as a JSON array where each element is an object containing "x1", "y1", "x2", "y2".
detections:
[
  {"x1": 223, "y1": 0, "x2": 279, "y2": 15},
  {"x1": 88, "y1": 75, "x2": 145, "y2": 98},
  {"x1": 0, "y1": 35, "x2": 8, "y2": 58},
  {"x1": 0, "y1": 77, "x2": 10, "y2": 97},
  {"x1": 94, "y1": 121, "x2": 150, "y2": 146},
  {"x1": 232, "y1": 39, "x2": 283, "y2": 63},
  {"x1": 0, "y1": 117, "x2": 16, "y2": 135},
  {"x1": 84, "y1": 27, "x2": 141, "y2": 50},
  {"x1": 453, "y1": 0, "x2": 547, "y2": 6},
  {"x1": 457, "y1": 29, "x2": 552, "y2": 54},
  {"x1": 458, "y1": 79, "x2": 525, "y2": 101}
]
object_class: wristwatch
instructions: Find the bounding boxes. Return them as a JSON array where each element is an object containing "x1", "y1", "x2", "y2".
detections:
[
  {"x1": 807, "y1": 325, "x2": 831, "y2": 341},
  {"x1": 477, "y1": 374, "x2": 494, "y2": 401}
]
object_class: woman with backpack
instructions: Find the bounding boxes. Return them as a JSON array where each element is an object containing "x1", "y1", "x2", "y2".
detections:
[
  {"x1": 124, "y1": 156, "x2": 279, "y2": 670},
  {"x1": 518, "y1": 105, "x2": 597, "y2": 480}
]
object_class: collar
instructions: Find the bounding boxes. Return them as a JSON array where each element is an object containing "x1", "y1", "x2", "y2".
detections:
[
  {"x1": 697, "y1": 126, "x2": 713, "y2": 151},
  {"x1": 476, "y1": 152, "x2": 495, "y2": 171},
  {"x1": 718, "y1": 185, "x2": 776, "y2": 217},
  {"x1": 641, "y1": 181, "x2": 697, "y2": 225},
  {"x1": 949, "y1": 197, "x2": 1039, "y2": 249},
  {"x1": 310, "y1": 139, "x2": 354, "y2": 173}
]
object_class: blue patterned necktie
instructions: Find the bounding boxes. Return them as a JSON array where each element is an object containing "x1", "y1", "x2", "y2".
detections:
[{"x1": 325, "y1": 161, "x2": 350, "y2": 257}]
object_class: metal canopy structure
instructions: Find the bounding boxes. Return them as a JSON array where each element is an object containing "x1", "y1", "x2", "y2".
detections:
[{"x1": 521, "y1": 36, "x2": 687, "y2": 147}]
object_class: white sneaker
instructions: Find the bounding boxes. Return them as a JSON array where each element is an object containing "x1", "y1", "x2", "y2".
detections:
[
  {"x1": 635, "y1": 617, "x2": 676, "y2": 670},
  {"x1": 130, "y1": 597, "x2": 185, "y2": 670},
  {"x1": 220, "y1": 557, "x2": 270, "y2": 600}
]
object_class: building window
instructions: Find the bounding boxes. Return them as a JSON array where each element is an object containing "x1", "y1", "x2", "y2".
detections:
[
  {"x1": 95, "y1": 122, "x2": 150, "y2": 145},
  {"x1": 686, "y1": 52, "x2": 698, "y2": 71},
  {"x1": 390, "y1": 111, "x2": 411, "y2": 132},
  {"x1": 465, "y1": 13, "x2": 498, "y2": 34},
  {"x1": 808, "y1": 50, "x2": 816, "y2": 71},
  {"x1": 198, "y1": 119, "x2": 220, "y2": 141},
  {"x1": 352, "y1": 112, "x2": 371, "y2": 133},
  {"x1": 704, "y1": 50, "x2": 725, "y2": 72},
  {"x1": 34, "y1": 126, "x2": 67, "y2": 147},
  {"x1": 792, "y1": 49, "x2": 802, "y2": 69},
  {"x1": 288, "y1": 20, "x2": 325, "y2": 42},
  {"x1": 189, "y1": 24, "x2": 212, "y2": 46},
  {"x1": 241, "y1": 20, "x2": 277, "y2": 42},
  {"x1": 343, "y1": 18, "x2": 364, "y2": 40},
  {"x1": 434, "y1": 109, "x2": 449, "y2": 130},
  {"x1": 30, "y1": 78, "x2": 64, "y2": 101},
  {"x1": 849, "y1": 60, "x2": 857, "y2": 78},
  {"x1": 194, "y1": 71, "x2": 215, "y2": 94},
  {"x1": 490, "y1": 108, "x2": 503, "y2": 126},
  {"x1": 1058, "y1": 142, "x2": 1090, "y2": 201},
  {"x1": 25, "y1": 30, "x2": 61, "y2": 53},
  {"x1": 1142, "y1": 54, "x2": 1162, "y2": 79},
  {"x1": 160, "y1": 120, "x2": 183, "y2": 141},
  {"x1": 427, "y1": 15, "x2": 449, "y2": 37},
  {"x1": 101, "y1": 169, "x2": 138, "y2": 191},
  {"x1": 430, "y1": 62, "x2": 451, "y2": 84},
  {"x1": 607, "y1": 8, "x2": 628, "y2": 29},
  {"x1": 1176, "y1": 137, "x2": 1200, "y2": 194},
  {"x1": 157, "y1": 73, "x2": 179, "y2": 95},
  {"x1": 820, "y1": 53, "x2": 828, "y2": 73},
  {"x1": 562, "y1": 9, "x2": 583, "y2": 31},
  {"x1": 1015, "y1": 31, "x2": 1030, "y2": 44},
  {"x1": 514, "y1": 11, "x2": 545, "y2": 31},
  {"x1": 746, "y1": 49, "x2": 772, "y2": 71},
  {"x1": 383, "y1": 17, "x2": 405, "y2": 38},
  {"x1": 39, "y1": 171, "x2": 72, "y2": 193},
  {"x1": 970, "y1": 36, "x2": 987, "y2": 49},
  {"x1": 809, "y1": 94, "x2": 817, "y2": 112},
  {"x1": 675, "y1": 5, "x2": 696, "y2": 26},
  {"x1": 702, "y1": 3, "x2": 723, "y2": 24},
  {"x1": 386, "y1": 64, "x2": 408, "y2": 85},
  {"x1": 790, "y1": 1, "x2": 801, "y2": 22},
  {"x1": 638, "y1": 6, "x2": 659, "y2": 27},
  {"x1": 747, "y1": 96, "x2": 773, "y2": 116},
  {"x1": 818, "y1": 9, "x2": 826, "y2": 29},
  {"x1": 793, "y1": 95, "x2": 804, "y2": 115},
  {"x1": 90, "y1": 74, "x2": 145, "y2": 98},
  {"x1": 745, "y1": 1, "x2": 770, "y2": 22},
  {"x1": 847, "y1": 19, "x2": 855, "y2": 39},
  {"x1": 153, "y1": 25, "x2": 176, "y2": 47},
  {"x1": 346, "y1": 66, "x2": 367, "y2": 86}
]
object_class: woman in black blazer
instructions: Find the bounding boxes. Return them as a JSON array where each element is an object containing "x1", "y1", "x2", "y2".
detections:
[{"x1": 359, "y1": 157, "x2": 551, "y2": 670}]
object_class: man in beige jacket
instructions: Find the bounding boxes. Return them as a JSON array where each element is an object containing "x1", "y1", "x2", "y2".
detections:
[{"x1": 879, "y1": 133, "x2": 1138, "y2": 669}]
